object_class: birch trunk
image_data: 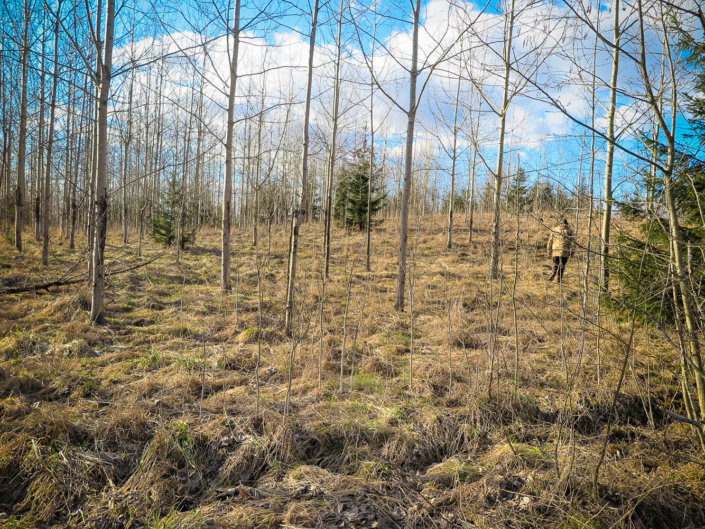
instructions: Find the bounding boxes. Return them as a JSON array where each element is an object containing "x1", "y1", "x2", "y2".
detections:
[
  {"x1": 489, "y1": 0, "x2": 515, "y2": 279},
  {"x1": 222, "y1": 0, "x2": 241, "y2": 291},
  {"x1": 285, "y1": 0, "x2": 319, "y2": 333},
  {"x1": 90, "y1": 0, "x2": 115, "y2": 324},
  {"x1": 15, "y1": 0, "x2": 30, "y2": 252},
  {"x1": 42, "y1": 2, "x2": 61, "y2": 266},
  {"x1": 447, "y1": 59, "x2": 462, "y2": 249},
  {"x1": 366, "y1": 15, "x2": 377, "y2": 273},
  {"x1": 394, "y1": 0, "x2": 421, "y2": 312},
  {"x1": 323, "y1": 0, "x2": 344, "y2": 278},
  {"x1": 599, "y1": 0, "x2": 620, "y2": 294}
]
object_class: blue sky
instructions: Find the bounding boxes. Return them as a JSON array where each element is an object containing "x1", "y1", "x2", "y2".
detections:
[{"x1": 108, "y1": 0, "x2": 704, "y2": 202}]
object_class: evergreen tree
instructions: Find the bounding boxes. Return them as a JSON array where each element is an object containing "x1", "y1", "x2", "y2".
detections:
[
  {"x1": 528, "y1": 178, "x2": 554, "y2": 212},
  {"x1": 334, "y1": 148, "x2": 385, "y2": 230},
  {"x1": 507, "y1": 167, "x2": 529, "y2": 211},
  {"x1": 443, "y1": 191, "x2": 466, "y2": 214},
  {"x1": 610, "y1": 22, "x2": 705, "y2": 323},
  {"x1": 150, "y1": 173, "x2": 196, "y2": 249}
]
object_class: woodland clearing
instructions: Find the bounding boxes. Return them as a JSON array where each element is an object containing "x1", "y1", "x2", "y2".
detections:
[{"x1": 0, "y1": 213, "x2": 703, "y2": 529}]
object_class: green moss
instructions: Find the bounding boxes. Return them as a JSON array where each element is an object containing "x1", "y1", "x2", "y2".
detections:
[
  {"x1": 355, "y1": 459, "x2": 394, "y2": 479},
  {"x1": 235, "y1": 327, "x2": 263, "y2": 344},
  {"x1": 425, "y1": 458, "x2": 481, "y2": 486}
]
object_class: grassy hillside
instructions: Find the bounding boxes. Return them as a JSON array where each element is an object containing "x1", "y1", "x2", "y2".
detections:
[{"x1": 1, "y1": 213, "x2": 703, "y2": 528}]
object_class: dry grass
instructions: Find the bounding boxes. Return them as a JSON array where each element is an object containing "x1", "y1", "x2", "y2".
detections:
[{"x1": 0, "y1": 213, "x2": 703, "y2": 528}]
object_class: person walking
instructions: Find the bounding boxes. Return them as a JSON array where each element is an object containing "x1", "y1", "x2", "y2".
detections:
[{"x1": 547, "y1": 218, "x2": 575, "y2": 283}]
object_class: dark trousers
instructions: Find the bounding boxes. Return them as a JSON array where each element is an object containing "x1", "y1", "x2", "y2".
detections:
[{"x1": 549, "y1": 256, "x2": 569, "y2": 282}]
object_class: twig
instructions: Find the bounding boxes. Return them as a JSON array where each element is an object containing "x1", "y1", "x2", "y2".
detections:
[{"x1": 0, "y1": 245, "x2": 173, "y2": 295}]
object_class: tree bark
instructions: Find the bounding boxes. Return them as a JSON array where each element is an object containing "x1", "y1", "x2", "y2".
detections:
[
  {"x1": 42, "y1": 2, "x2": 62, "y2": 266},
  {"x1": 15, "y1": 0, "x2": 30, "y2": 252},
  {"x1": 394, "y1": 0, "x2": 421, "y2": 312},
  {"x1": 90, "y1": 0, "x2": 115, "y2": 324},
  {"x1": 366, "y1": 15, "x2": 377, "y2": 273},
  {"x1": 599, "y1": 0, "x2": 620, "y2": 294},
  {"x1": 222, "y1": 0, "x2": 241, "y2": 292},
  {"x1": 489, "y1": 0, "x2": 515, "y2": 279},
  {"x1": 285, "y1": 0, "x2": 319, "y2": 333},
  {"x1": 324, "y1": 0, "x2": 344, "y2": 278},
  {"x1": 447, "y1": 57, "x2": 462, "y2": 249},
  {"x1": 87, "y1": 0, "x2": 102, "y2": 284}
]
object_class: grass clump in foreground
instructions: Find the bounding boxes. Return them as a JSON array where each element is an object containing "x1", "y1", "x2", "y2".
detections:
[{"x1": 0, "y1": 216, "x2": 704, "y2": 528}]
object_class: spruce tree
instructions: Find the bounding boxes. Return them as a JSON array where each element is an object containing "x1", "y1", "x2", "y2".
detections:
[
  {"x1": 334, "y1": 148, "x2": 385, "y2": 231},
  {"x1": 611, "y1": 21, "x2": 705, "y2": 323},
  {"x1": 150, "y1": 174, "x2": 196, "y2": 249},
  {"x1": 507, "y1": 167, "x2": 529, "y2": 211}
]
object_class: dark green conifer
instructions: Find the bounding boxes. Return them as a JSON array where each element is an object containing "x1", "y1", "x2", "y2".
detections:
[
  {"x1": 334, "y1": 147, "x2": 385, "y2": 231},
  {"x1": 150, "y1": 173, "x2": 196, "y2": 249}
]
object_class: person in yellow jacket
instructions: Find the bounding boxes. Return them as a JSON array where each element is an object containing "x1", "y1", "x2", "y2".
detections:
[{"x1": 547, "y1": 218, "x2": 575, "y2": 283}]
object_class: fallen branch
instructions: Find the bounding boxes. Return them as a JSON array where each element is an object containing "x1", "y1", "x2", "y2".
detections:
[
  {"x1": 661, "y1": 407, "x2": 705, "y2": 428},
  {"x1": 0, "y1": 246, "x2": 172, "y2": 295}
]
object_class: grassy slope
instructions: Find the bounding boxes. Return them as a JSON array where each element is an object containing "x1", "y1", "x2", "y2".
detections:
[{"x1": 0, "y1": 212, "x2": 703, "y2": 529}]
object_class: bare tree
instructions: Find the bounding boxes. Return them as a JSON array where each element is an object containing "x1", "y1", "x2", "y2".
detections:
[
  {"x1": 365, "y1": 11, "x2": 378, "y2": 272},
  {"x1": 635, "y1": 0, "x2": 705, "y2": 433},
  {"x1": 323, "y1": 0, "x2": 344, "y2": 279},
  {"x1": 90, "y1": 0, "x2": 116, "y2": 324},
  {"x1": 353, "y1": 0, "x2": 483, "y2": 310},
  {"x1": 598, "y1": 0, "x2": 621, "y2": 293},
  {"x1": 394, "y1": 0, "x2": 421, "y2": 311},
  {"x1": 285, "y1": 0, "x2": 320, "y2": 334},
  {"x1": 42, "y1": 0, "x2": 62, "y2": 266},
  {"x1": 489, "y1": 0, "x2": 516, "y2": 279},
  {"x1": 222, "y1": 0, "x2": 241, "y2": 292},
  {"x1": 15, "y1": 0, "x2": 30, "y2": 252}
]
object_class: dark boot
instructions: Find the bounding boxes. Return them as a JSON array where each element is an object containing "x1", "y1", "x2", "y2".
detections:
[
  {"x1": 556, "y1": 257, "x2": 568, "y2": 283},
  {"x1": 548, "y1": 257, "x2": 558, "y2": 281}
]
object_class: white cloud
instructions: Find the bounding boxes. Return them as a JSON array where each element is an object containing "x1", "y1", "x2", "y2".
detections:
[{"x1": 107, "y1": 0, "x2": 700, "y2": 192}]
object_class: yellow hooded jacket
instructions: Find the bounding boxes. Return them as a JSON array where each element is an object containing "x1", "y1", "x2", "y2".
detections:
[{"x1": 547, "y1": 223, "x2": 575, "y2": 258}]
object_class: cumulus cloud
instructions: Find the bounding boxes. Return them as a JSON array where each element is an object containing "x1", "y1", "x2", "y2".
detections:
[{"x1": 108, "y1": 0, "x2": 700, "y2": 190}]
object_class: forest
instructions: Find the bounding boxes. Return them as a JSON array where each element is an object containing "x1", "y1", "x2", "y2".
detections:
[{"x1": 1, "y1": 0, "x2": 704, "y2": 527}]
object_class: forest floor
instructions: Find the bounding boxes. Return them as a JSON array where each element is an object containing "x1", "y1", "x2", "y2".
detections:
[{"x1": 0, "y1": 213, "x2": 704, "y2": 529}]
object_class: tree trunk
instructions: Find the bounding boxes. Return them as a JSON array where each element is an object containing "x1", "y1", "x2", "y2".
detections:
[
  {"x1": 15, "y1": 0, "x2": 30, "y2": 252},
  {"x1": 447, "y1": 58, "x2": 462, "y2": 249},
  {"x1": 285, "y1": 0, "x2": 319, "y2": 333},
  {"x1": 366, "y1": 14, "x2": 377, "y2": 273},
  {"x1": 222, "y1": 0, "x2": 241, "y2": 292},
  {"x1": 194, "y1": 77, "x2": 204, "y2": 227},
  {"x1": 42, "y1": 2, "x2": 62, "y2": 266},
  {"x1": 324, "y1": 0, "x2": 344, "y2": 278},
  {"x1": 599, "y1": 0, "x2": 620, "y2": 294},
  {"x1": 90, "y1": 0, "x2": 115, "y2": 324},
  {"x1": 35, "y1": 11, "x2": 47, "y2": 244},
  {"x1": 87, "y1": 65, "x2": 100, "y2": 283},
  {"x1": 122, "y1": 64, "x2": 134, "y2": 245},
  {"x1": 70, "y1": 74, "x2": 89, "y2": 251},
  {"x1": 490, "y1": 0, "x2": 515, "y2": 279},
  {"x1": 253, "y1": 79, "x2": 266, "y2": 246},
  {"x1": 61, "y1": 68, "x2": 74, "y2": 241},
  {"x1": 394, "y1": 0, "x2": 421, "y2": 312}
]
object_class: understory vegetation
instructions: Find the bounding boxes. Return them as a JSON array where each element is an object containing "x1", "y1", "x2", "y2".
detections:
[{"x1": 0, "y1": 213, "x2": 704, "y2": 529}]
